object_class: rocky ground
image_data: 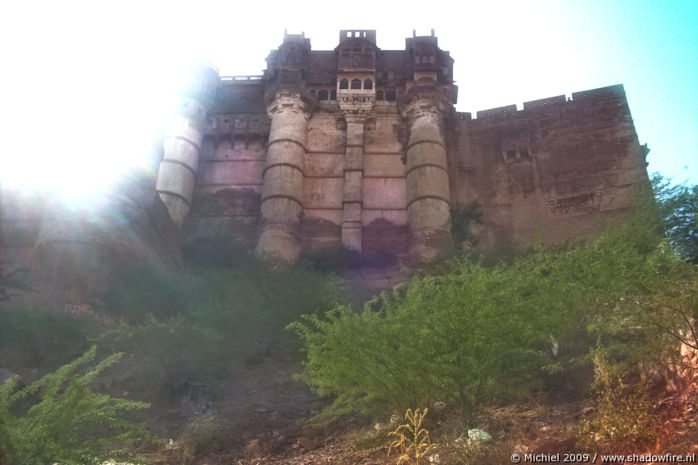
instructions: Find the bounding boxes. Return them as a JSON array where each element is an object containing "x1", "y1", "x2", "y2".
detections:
[{"x1": 145, "y1": 368, "x2": 697, "y2": 465}]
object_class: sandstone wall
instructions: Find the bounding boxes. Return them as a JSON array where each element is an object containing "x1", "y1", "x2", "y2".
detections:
[
  {"x1": 449, "y1": 84, "x2": 648, "y2": 249},
  {"x1": 191, "y1": 88, "x2": 412, "y2": 258},
  {"x1": 185, "y1": 81, "x2": 648, "y2": 258}
]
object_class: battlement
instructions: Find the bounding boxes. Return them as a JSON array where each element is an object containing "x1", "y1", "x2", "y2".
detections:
[
  {"x1": 283, "y1": 30, "x2": 308, "y2": 43},
  {"x1": 220, "y1": 75, "x2": 264, "y2": 83},
  {"x1": 339, "y1": 30, "x2": 377, "y2": 44},
  {"x1": 522, "y1": 94, "x2": 566, "y2": 110},
  {"x1": 472, "y1": 84, "x2": 628, "y2": 121},
  {"x1": 405, "y1": 29, "x2": 438, "y2": 49}
]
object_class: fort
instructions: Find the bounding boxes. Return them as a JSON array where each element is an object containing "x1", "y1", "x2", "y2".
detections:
[{"x1": 1, "y1": 29, "x2": 649, "y2": 309}]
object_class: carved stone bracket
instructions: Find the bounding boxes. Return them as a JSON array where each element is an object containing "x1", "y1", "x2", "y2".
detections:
[
  {"x1": 338, "y1": 90, "x2": 375, "y2": 123},
  {"x1": 266, "y1": 90, "x2": 312, "y2": 120},
  {"x1": 398, "y1": 88, "x2": 453, "y2": 123}
]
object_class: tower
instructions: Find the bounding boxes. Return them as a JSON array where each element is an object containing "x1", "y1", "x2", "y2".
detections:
[
  {"x1": 156, "y1": 63, "x2": 219, "y2": 226},
  {"x1": 398, "y1": 30, "x2": 457, "y2": 262},
  {"x1": 255, "y1": 32, "x2": 313, "y2": 262}
]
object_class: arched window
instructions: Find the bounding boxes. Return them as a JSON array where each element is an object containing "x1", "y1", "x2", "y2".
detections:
[
  {"x1": 318, "y1": 89, "x2": 329, "y2": 101},
  {"x1": 376, "y1": 91, "x2": 384, "y2": 101},
  {"x1": 330, "y1": 90, "x2": 337, "y2": 100},
  {"x1": 351, "y1": 79, "x2": 362, "y2": 89},
  {"x1": 339, "y1": 79, "x2": 349, "y2": 90},
  {"x1": 364, "y1": 79, "x2": 373, "y2": 90},
  {"x1": 386, "y1": 88, "x2": 396, "y2": 102}
]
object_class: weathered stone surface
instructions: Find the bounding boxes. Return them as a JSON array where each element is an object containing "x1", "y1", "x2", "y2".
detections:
[
  {"x1": 167, "y1": 30, "x2": 646, "y2": 266},
  {"x1": 1, "y1": 30, "x2": 651, "y2": 302}
]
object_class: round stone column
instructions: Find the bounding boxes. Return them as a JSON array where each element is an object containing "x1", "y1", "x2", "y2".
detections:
[
  {"x1": 156, "y1": 64, "x2": 218, "y2": 226},
  {"x1": 400, "y1": 92, "x2": 454, "y2": 262},
  {"x1": 255, "y1": 91, "x2": 311, "y2": 263}
]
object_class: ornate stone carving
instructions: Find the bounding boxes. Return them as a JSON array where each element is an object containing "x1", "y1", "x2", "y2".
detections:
[
  {"x1": 338, "y1": 90, "x2": 375, "y2": 123},
  {"x1": 266, "y1": 90, "x2": 312, "y2": 120},
  {"x1": 398, "y1": 89, "x2": 452, "y2": 123}
]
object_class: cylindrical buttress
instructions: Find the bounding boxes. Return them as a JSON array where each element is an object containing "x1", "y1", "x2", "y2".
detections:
[
  {"x1": 156, "y1": 64, "x2": 218, "y2": 226},
  {"x1": 156, "y1": 113, "x2": 204, "y2": 225},
  {"x1": 255, "y1": 93, "x2": 309, "y2": 262},
  {"x1": 404, "y1": 108, "x2": 454, "y2": 262}
]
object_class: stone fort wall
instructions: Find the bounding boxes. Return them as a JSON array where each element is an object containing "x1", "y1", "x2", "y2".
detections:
[
  {"x1": 169, "y1": 30, "x2": 648, "y2": 263},
  {"x1": 0, "y1": 29, "x2": 650, "y2": 310}
]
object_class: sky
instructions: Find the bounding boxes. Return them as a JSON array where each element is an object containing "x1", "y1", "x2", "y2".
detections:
[{"x1": 0, "y1": 0, "x2": 696, "y2": 197}]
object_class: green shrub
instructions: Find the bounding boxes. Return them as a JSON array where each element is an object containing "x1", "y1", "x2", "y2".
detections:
[
  {"x1": 579, "y1": 345, "x2": 656, "y2": 447},
  {"x1": 290, "y1": 259, "x2": 551, "y2": 421},
  {"x1": 93, "y1": 258, "x2": 343, "y2": 406},
  {"x1": 0, "y1": 307, "x2": 96, "y2": 371},
  {"x1": 450, "y1": 201, "x2": 483, "y2": 246},
  {"x1": 0, "y1": 346, "x2": 153, "y2": 465},
  {"x1": 98, "y1": 265, "x2": 187, "y2": 323},
  {"x1": 94, "y1": 316, "x2": 226, "y2": 398},
  {"x1": 290, "y1": 205, "x2": 697, "y2": 424}
]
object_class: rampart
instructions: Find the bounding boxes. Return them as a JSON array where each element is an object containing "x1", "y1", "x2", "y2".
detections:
[
  {"x1": 175, "y1": 32, "x2": 647, "y2": 262},
  {"x1": 0, "y1": 30, "x2": 650, "y2": 309}
]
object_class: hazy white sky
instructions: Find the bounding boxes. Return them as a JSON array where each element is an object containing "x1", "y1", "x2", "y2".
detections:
[{"x1": 1, "y1": 0, "x2": 696, "y2": 196}]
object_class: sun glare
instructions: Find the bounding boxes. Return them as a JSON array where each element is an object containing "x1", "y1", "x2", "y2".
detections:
[{"x1": 0, "y1": 55, "x2": 193, "y2": 204}]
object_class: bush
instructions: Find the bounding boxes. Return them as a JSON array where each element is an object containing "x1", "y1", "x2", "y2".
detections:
[
  {"x1": 290, "y1": 260, "x2": 551, "y2": 421},
  {"x1": 0, "y1": 307, "x2": 96, "y2": 371},
  {"x1": 93, "y1": 257, "x2": 343, "y2": 406},
  {"x1": 98, "y1": 265, "x2": 187, "y2": 324},
  {"x1": 579, "y1": 345, "x2": 656, "y2": 447},
  {"x1": 290, "y1": 205, "x2": 697, "y2": 423},
  {"x1": 450, "y1": 202, "x2": 483, "y2": 247},
  {"x1": 94, "y1": 316, "x2": 226, "y2": 398},
  {"x1": 0, "y1": 346, "x2": 153, "y2": 465}
]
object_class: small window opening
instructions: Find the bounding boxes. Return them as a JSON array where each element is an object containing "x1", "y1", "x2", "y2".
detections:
[
  {"x1": 330, "y1": 89, "x2": 337, "y2": 100},
  {"x1": 364, "y1": 79, "x2": 373, "y2": 90},
  {"x1": 376, "y1": 90, "x2": 384, "y2": 100},
  {"x1": 339, "y1": 79, "x2": 349, "y2": 89},
  {"x1": 506, "y1": 150, "x2": 516, "y2": 160},
  {"x1": 318, "y1": 89, "x2": 329, "y2": 101},
  {"x1": 386, "y1": 88, "x2": 396, "y2": 101},
  {"x1": 351, "y1": 79, "x2": 362, "y2": 89}
]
